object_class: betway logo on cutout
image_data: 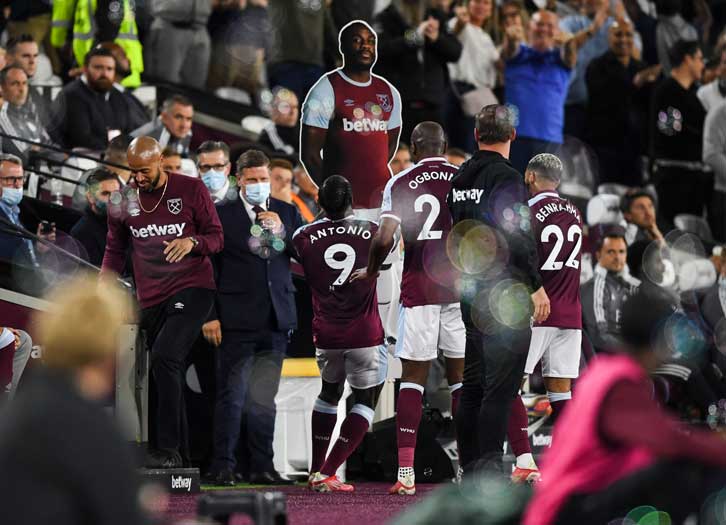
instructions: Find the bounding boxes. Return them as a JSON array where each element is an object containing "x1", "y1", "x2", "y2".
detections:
[
  {"x1": 130, "y1": 223, "x2": 186, "y2": 238},
  {"x1": 342, "y1": 117, "x2": 387, "y2": 132}
]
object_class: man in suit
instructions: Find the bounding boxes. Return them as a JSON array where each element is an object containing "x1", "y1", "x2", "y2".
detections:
[{"x1": 204, "y1": 149, "x2": 303, "y2": 486}]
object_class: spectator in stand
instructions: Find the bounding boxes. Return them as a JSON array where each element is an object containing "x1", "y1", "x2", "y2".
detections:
[
  {"x1": 103, "y1": 134, "x2": 132, "y2": 185},
  {"x1": 0, "y1": 277, "x2": 147, "y2": 525},
  {"x1": 70, "y1": 168, "x2": 121, "y2": 267},
  {"x1": 560, "y1": 0, "x2": 642, "y2": 140},
  {"x1": 524, "y1": 288, "x2": 726, "y2": 525},
  {"x1": 5, "y1": 34, "x2": 51, "y2": 125},
  {"x1": 0, "y1": 154, "x2": 54, "y2": 268},
  {"x1": 655, "y1": 0, "x2": 698, "y2": 74},
  {"x1": 269, "y1": 158, "x2": 316, "y2": 222},
  {"x1": 0, "y1": 65, "x2": 54, "y2": 161},
  {"x1": 160, "y1": 147, "x2": 182, "y2": 174},
  {"x1": 0, "y1": 326, "x2": 32, "y2": 400},
  {"x1": 702, "y1": 98, "x2": 726, "y2": 242},
  {"x1": 624, "y1": 0, "x2": 658, "y2": 65},
  {"x1": 498, "y1": 0, "x2": 529, "y2": 46},
  {"x1": 258, "y1": 87, "x2": 299, "y2": 159},
  {"x1": 207, "y1": 0, "x2": 270, "y2": 97},
  {"x1": 502, "y1": 9, "x2": 577, "y2": 173},
  {"x1": 146, "y1": 0, "x2": 211, "y2": 90},
  {"x1": 446, "y1": 0, "x2": 500, "y2": 153},
  {"x1": 196, "y1": 140, "x2": 233, "y2": 204},
  {"x1": 581, "y1": 232, "x2": 640, "y2": 354},
  {"x1": 51, "y1": 0, "x2": 144, "y2": 88},
  {"x1": 375, "y1": 0, "x2": 463, "y2": 142},
  {"x1": 651, "y1": 39, "x2": 707, "y2": 226},
  {"x1": 131, "y1": 95, "x2": 193, "y2": 158},
  {"x1": 697, "y1": 49, "x2": 726, "y2": 112},
  {"x1": 97, "y1": 42, "x2": 150, "y2": 127},
  {"x1": 621, "y1": 188, "x2": 668, "y2": 244},
  {"x1": 446, "y1": 147, "x2": 468, "y2": 166},
  {"x1": 267, "y1": 0, "x2": 335, "y2": 104},
  {"x1": 49, "y1": 47, "x2": 146, "y2": 151},
  {"x1": 586, "y1": 19, "x2": 660, "y2": 186},
  {"x1": 4, "y1": 1, "x2": 59, "y2": 73},
  {"x1": 390, "y1": 143, "x2": 412, "y2": 175}
]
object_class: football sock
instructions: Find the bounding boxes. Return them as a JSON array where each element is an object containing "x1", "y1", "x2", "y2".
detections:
[
  {"x1": 547, "y1": 391, "x2": 572, "y2": 422},
  {"x1": 396, "y1": 383, "x2": 424, "y2": 469},
  {"x1": 507, "y1": 396, "x2": 532, "y2": 459},
  {"x1": 311, "y1": 398, "x2": 338, "y2": 473},
  {"x1": 449, "y1": 382, "x2": 463, "y2": 418},
  {"x1": 320, "y1": 404, "x2": 373, "y2": 477}
]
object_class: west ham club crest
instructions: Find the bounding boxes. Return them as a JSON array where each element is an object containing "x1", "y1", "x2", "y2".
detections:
[{"x1": 167, "y1": 198, "x2": 183, "y2": 215}]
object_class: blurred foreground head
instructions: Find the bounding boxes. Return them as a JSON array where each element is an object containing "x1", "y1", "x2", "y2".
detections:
[{"x1": 33, "y1": 274, "x2": 134, "y2": 371}]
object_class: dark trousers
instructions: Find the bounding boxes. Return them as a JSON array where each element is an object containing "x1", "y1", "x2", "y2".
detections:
[
  {"x1": 444, "y1": 83, "x2": 476, "y2": 154},
  {"x1": 141, "y1": 287, "x2": 214, "y2": 454},
  {"x1": 402, "y1": 100, "x2": 443, "y2": 147},
  {"x1": 509, "y1": 136, "x2": 560, "y2": 175},
  {"x1": 267, "y1": 61, "x2": 325, "y2": 109},
  {"x1": 708, "y1": 190, "x2": 726, "y2": 243},
  {"x1": 653, "y1": 164, "x2": 713, "y2": 226},
  {"x1": 557, "y1": 460, "x2": 726, "y2": 524},
  {"x1": 456, "y1": 319, "x2": 530, "y2": 472},
  {"x1": 563, "y1": 103, "x2": 587, "y2": 141},
  {"x1": 213, "y1": 329, "x2": 287, "y2": 473}
]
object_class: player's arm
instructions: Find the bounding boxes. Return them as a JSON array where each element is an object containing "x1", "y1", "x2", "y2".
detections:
[
  {"x1": 100, "y1": 208, "x2": 130, "y2": 277},
  {"x1": 300, "y1": 125, "x2": 327, "y2": 186},
  {"x1": 387, "y1": 86, "x2": 403, "y2": 163},
  {"x1": 351, "y1": 217, "x2": 398, "y2": 282},
  {"x1": 164, "y1": 187, "x2": 224, "y2": 263}
]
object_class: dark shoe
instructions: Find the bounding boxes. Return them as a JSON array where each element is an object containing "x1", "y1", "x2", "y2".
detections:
[
  {"x1": 214, "y1": 469, "x2": 236, "y2": 487},
  {"x1": 249, "y1": 470, "x2": 295, "y2": 485},
  {"x1": 145, "y1": 449, "x2": 182, "y2": 469}
]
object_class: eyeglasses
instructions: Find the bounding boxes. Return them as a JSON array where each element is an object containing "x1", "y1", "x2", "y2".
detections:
[
  {"x1": 0, "y1": 176, "x2": 26, "y2": 187},
  {"x1": 198, "y1": 163, "x2": 229, "y2": 173}
]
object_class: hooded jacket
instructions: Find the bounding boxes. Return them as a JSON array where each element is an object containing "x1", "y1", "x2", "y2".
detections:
[{"x1": 447, "y1": 150, "x2": 542, "y2": 314}]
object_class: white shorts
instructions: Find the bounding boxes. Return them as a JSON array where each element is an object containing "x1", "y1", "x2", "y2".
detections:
[
  {"x1": 395, "y1": 303, "x2": 465, "y2": 361},
  {"x1": 316, "y1": 345, "x2": 388, "y2": 389},
  {"x1": 525, "y1": 327, "x2": 582, "y2": 378}
]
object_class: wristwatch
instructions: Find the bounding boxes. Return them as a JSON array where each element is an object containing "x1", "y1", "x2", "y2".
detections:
[{"x1": 188, "y1": 237, "x2": 199, "y2": 248}]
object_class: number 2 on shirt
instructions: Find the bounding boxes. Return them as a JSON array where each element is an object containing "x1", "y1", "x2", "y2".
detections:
[{"x1": 540, "y1": 224, "x2": 582, "y2": 270}]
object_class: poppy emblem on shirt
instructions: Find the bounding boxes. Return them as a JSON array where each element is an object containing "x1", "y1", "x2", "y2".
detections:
[
  {"x1": 376, "y1": 94, "x2": 392, "y2": 113},
  {"x1": 167, "y1": 198, "x2": 182, "y2": 215}
]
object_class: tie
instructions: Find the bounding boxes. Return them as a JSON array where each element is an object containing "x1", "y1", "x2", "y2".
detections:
[{"x1": 252, "y1": 205, "x2": 264, "y2": 224}]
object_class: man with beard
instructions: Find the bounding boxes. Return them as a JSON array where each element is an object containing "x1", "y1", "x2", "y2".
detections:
[
  {"x1": 70, "y1": 168, "x2": 120, "y2": 267},
  {"x1": 49, "y1": 47, "x2": 146, "y2": 151},
  {"x1": 101, "y1": 136, "x2": 223, "y2": 467}
]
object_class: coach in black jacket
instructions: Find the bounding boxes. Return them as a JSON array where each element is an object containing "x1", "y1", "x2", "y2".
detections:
[
  {"x1": 204, "y1": 150, "x2": 303, "y2": 486},
  {"x1": 447, "y1": 104, "x2": 549, "y2": 473}
]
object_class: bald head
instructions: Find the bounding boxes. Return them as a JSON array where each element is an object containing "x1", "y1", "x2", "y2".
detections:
[
  {"x1": 128, "y1": 136, "x2": 165, "y2": 193},
  {"x1": 410, "y1": 121, "x2": 446, "y2": 162}
]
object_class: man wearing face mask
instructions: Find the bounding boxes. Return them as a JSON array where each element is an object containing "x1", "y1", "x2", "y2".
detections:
[
  {"x1": 203, "y1": 149, "x2": 303, "y2": 486},
  {"x1": 0, "y1": 153, "x2": 54, "y2": 270},
  {"x1": 70, "y1": 169, "x2": 120, "y2": 267},
  {"x1": 101, "y1": 136, "x2": 223, "y2": 468},
  {"x1": 196, "y1": 141, "x2": 232, "y2": 204}
]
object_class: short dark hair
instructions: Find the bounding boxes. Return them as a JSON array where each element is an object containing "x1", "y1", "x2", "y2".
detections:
[
  {"x1": 620, "y1": 188, "x2": 656, "y2": 214},
  {"x1": 270, "y1": 158, "x2": 294, "y2": 171},
  {"x1": 620, "y1": 287, "x2": 678, "y2": 353},
  {"x1": 236, "y1": 149, "x2": 270, "y2": 173},
  {"x1": 85, "y1": 168, "x2": 119, "y2": 194},
  {"x1": 161, "y1": 146, "x2": 181, "y2": 158},
  {"x1": 6, "y1": 34, "x2": 35, "y2": 55},
  {"x1": 319, "y1": 175, "x2": 352, "y2": 216},
  {"x1": 162, "y1": 94, "x2": 193, "y2": 112},
  {"x1": 396, "y1": 143, "x2": 409, "y2": 153},
  {"x1": 656, "y1": 0, "x2": 681, "y2": 17},
  {"x1": 0, "y1": 65, "x2": 26, "y2": 85},
  {"x1": 196, "y1": 140, "x2": 229, "y2": 160},
  {"x1": 339, "y1": 21, "x2": 375, "y2": 52},
  {"x1": 84, "y1": 46, "x2": 116, "y2": 66},
  {"x1": 526, "y1": 153, "x2": 563, "y2": 183},
  {"x1": 105, "y1": 134, "x2": 131, "y2": 158},
  {"x1": 446, "y1": 147, "x2": 467, "y2": 159},
  {"x1": 597, "y1": 231, "x2": 628, "y2": 252},
  {"x1": 475, "y1": 104, "x2": 516, "y2": 145},
  {"x1": 668, "y1": 39, "x2": 700, "y2": 68}
]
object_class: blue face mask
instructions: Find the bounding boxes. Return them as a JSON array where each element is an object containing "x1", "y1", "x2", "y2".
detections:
[
  {"x1": 245, "y1": 182, "x2": 271, "y2": 205},
  {"x1": 1, "y1": 187, "x2": 23, "y2": 206},
  {"x1": 202, "y1": 170, "x2": 227, "y2": 192}
]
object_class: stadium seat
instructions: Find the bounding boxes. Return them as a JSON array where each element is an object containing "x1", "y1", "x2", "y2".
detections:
[
  {"x1": 597, "y1": 183, "x2": 630, "y2": 197},
  {"x1": 678, "y1": 258, "x2": 717, "y2": 291},
  {"x1": 215, "y1": 86, "x2": 252, "y2": 106},
  {"x1": 586, "y1": 194, "x2": 623, "y2": 226},
  {"x1": 241, "y1": 115, "x2": 274, "y2": 138},
  {"x1": 674, "y1": 214, "x2": 714, "y2": 243}
]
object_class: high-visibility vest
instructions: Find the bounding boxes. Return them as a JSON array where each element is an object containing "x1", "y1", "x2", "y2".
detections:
[{"x1": 51, "y1": 0, "x2": 144, "y2": 88}]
